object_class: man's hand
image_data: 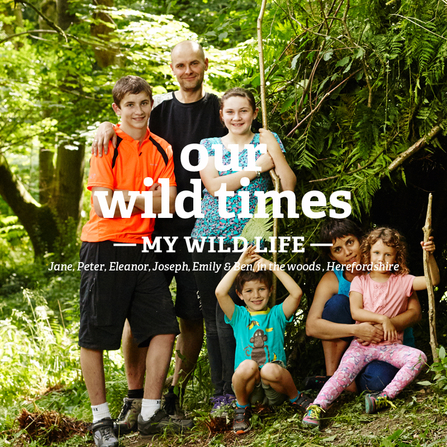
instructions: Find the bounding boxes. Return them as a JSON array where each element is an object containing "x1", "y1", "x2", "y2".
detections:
[
  {"x1": 355, "y1": 322, "x2": 384, "y2": 345},
  {"x1": 91, "y1": 122, "x2": 117, "y2": 157}
]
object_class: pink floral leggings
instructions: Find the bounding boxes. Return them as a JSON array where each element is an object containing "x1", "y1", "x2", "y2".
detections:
[{"x1": 314, "y1": 340, "x2": 427, "y2": 409}]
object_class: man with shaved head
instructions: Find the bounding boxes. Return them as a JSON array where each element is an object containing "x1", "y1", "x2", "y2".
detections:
[{"x1": 91, "y1": 40, "x2": 225, "y2": 433}]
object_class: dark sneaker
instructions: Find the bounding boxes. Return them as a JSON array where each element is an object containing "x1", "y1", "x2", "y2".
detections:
[
  {"x1": 90, "y1": 418, "x2": 119, "y2": 447},
  {"x1": 303, "y1": 375, "x2": 330, "y2": 391},
  {"x1": 210, "y1": 394, "x2": 235, "y2": 417},
  {"x1": 163, "y1": 391, "x2": 185, "y2": 418},
  {"x1": 290, "y1": 392, "x2": 314, "y2": 412},
  {"x1": 114, "y1": 397, "x2": 142, "y2": 435},
  {"x1": 233, "y1": 406, "x2": 251, "y2": 435},
  {"x1": 302, "y1": 404, "x2": 324, "y2": 428},
  {"x1": 138, "y1": 409, "x2": 193, "y2": 435},
  {"x1": 365, "y1": 392, "x2": 396, "y2": 414}
]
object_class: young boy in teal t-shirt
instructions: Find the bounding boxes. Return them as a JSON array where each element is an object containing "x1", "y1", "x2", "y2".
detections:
[{"x1": 215, "y1": 246, "x2": 311, "y2": 435}]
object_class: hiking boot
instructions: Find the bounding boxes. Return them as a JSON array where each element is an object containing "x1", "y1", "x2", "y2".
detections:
[
  {"x1": 163, "y1": 390, "x2": 185, "y2": 418},
  {"x1": 365, "y1": 392, "x2": 395, "y2": 414},
  {"x1": 210, "y1": 394, "x2": 235, "y2": 417},
  {"x1": 302, "y1": 404, "x2": 323, "y2": 428},
  {"x1": 90, "y1": 418, "x2": 119, "y2": 447},
  {"x1": 138, "y1": 409, "x2": 193, "y2": 435},
  {"x1": 303, "y1": 375, "x2": 330, "y2": 391},
  {"x1": 233, "y1": 406, "x2": 251, "y2": 435},
  {"x1": 114, "y1": 397, "x2": 142, "y2": 435},
  {"x1": 290, "y1": 392, "x2": 314, "y2": 412}
]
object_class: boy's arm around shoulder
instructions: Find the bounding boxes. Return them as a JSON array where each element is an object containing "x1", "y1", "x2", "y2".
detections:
[
  {"x1": 145, "y1": 141, "x2": 177, "y2": 214},
  {"x1": 89, "y1": 141, "x2": 123, "y2": 218}
]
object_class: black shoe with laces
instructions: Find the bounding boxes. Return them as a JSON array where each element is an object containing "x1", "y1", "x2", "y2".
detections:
[
  {"x1": 303, "y1": 375, "x2": 330, "y2": 391},
  {"x1": 290, "y1": 392, "x2": 314, "y2": 412},
  {"x1": 138, "y1": 409, "x2": 193, "y2": 435},
  {"x1": 90, "y1": 418, "x2": 119, "y2": 447},
  {"x1": 163, "y1": 389, "x2": 185, "y2": 418},
  {"x1": 113, "y1": 397, "x2": 142, "y2": 435}
]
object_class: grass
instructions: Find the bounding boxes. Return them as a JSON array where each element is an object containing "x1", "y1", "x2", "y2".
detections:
[
  {"x1": 3, "y1": 352, "x2": 447, "y2": 447},
  {"x1": 1, "y1": 253, "x2": 447, "y2": 446}
]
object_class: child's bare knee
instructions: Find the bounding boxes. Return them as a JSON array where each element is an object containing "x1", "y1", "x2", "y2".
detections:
[
  {"x1": 260, "y1": 362, "x2": 283, "y2": 382},
  {"x1": 235, "y1": 360, "x2": 259, "y2": 378}
]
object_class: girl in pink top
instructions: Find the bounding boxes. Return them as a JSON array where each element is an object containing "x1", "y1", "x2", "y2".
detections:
[{"x1": 303, "y1": 227, "x2": 440, "y2": 427}]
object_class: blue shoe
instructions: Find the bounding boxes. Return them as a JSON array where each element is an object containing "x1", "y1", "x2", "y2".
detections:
[
  {"x1": 302, "y1": 404, "x2": 323, "y2": 428},
  {"x1": 365, "y1": 392, "x2": 395, "y2": 414},
  {"x1": 233, "y1": 406, "x2": 251, "y2": 435}
]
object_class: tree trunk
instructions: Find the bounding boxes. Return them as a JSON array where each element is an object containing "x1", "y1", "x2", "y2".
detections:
[
  {"x1": 90, "y1": 0, "x2": 119, "y2": 68},
  {"x1": 57, "y1": 0, "x2": 76, "y2": 30},
  {"x1": 2, "y1": 2, "x2": 24, "y2": 48},
  {"x1": 38, "y1": 0, "x2": 57, "y2": 30},
  {"x1": 0, "y1": 153, "x2": 60, "y2": 257},
  {"x1": 39, "y1": 147, "x2": 55, "y2": 205},
  {"x1": 53, "y1": 142, "x2": 85, "y2": 225},
  {"x1": 0, "y1": 0, "x2": 116, "y2": 258}
]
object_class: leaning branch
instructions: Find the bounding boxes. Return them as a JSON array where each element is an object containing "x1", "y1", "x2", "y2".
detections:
[
  {"x1": 16, "y1": 1, "x2": 68, "y2": 42},
  {"x1": 286, "y1": 69, "x2": 360, "y2": 137},
  {"x1": 0, "y1": 29, "x2": 57, "y2": 44},
  {"x1": 422, "y1": 193, "x2": 438, "y2": 362},
  {"x1": 257, "y1": 0, "x2": 280, "y2": 303},
  {"x1": 388, "y1": 122, "x2": 445, "y2": 171}
]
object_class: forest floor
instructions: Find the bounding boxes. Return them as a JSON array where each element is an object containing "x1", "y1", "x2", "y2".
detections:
[{"x1": 5, "y1": 369, "x2": 447, "y2": 447}]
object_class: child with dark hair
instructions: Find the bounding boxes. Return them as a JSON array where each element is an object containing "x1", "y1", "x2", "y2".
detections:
[
  {"x1": 306, "y1": 218, "x2": 424, "y2": 393},
  {"x1": 191, "y1": 87, "x2": 296, "y2": 412},
  {"x1": 215, "y1": 246, "x2": 311, "y2": 435},
  {"x1": 79, "y1": 75, "x2": 190, "y2": 446},
  {"x1": 303, "y1": 227, "x2": 439, "y2": 427}
]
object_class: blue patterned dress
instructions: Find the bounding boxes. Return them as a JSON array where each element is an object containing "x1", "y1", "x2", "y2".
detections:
[{"x1": 190, "y1": 133, "x2": 284, "y2": 244}]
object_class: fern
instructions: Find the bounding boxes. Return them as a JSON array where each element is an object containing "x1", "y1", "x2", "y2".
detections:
[{"x1": 240, "y1": 203, "x2": 274, "y2": 244}]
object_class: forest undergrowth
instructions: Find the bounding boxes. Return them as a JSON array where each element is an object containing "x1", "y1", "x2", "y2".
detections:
[{"x1": 1, "y1": 250, "x2": 447, "y2": 447}]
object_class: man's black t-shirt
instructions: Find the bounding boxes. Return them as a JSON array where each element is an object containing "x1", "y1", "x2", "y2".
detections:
[{"x1": 150, "y1": 92, "x2": 226, "y2": 236}]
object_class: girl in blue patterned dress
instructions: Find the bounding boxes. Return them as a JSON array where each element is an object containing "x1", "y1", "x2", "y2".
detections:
[{"x1": 190, "y1": 87, "x2": 296, "y2": 411}]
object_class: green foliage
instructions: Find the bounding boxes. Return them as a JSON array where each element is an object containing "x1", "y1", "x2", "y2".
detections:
[
  {"x1": 0, "y1": 288, "x2": 80, "y2": 408},
  {"x1": 421, "y1": 346, "x2": 447, "y2": 390},
  {"x1": 233, "y1": 0, "x2": 447, "y2": 209},
  {"x1": 226, "y1": 0, "x2": 447, "y2": 267},
  {"x1": 0, "y1": 0, "x2": 240, "y2": 258},
  {"x1": 115, "y1": 0, "x2": 260, "y2": 48}
]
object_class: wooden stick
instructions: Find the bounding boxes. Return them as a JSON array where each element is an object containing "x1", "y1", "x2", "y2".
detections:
[
  {"x1": 257, "y1": 0, "x2": 280, "y2": 304},
  {"x1": 388, "y1": 123, "x2": 444, "y2": 172},
  {"x1": 422, "y1": 193, "x2": 438, "y2": 362}
]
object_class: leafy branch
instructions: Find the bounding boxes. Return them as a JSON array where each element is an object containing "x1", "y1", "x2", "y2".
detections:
[{"x1": 15, "y1": 1, "x2": 68, "y2": 42}]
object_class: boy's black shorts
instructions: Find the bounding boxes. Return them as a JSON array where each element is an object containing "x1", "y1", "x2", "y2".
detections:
[{"x1": 78, "y1": 241, "x2": 180, "y2": 351}]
